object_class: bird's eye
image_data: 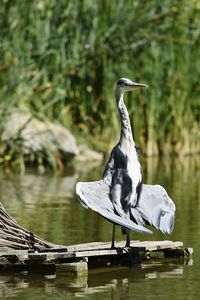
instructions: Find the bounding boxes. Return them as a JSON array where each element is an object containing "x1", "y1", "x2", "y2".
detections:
[{"x1": 117, "y1": 79, "x2": 125, "y2": 86}]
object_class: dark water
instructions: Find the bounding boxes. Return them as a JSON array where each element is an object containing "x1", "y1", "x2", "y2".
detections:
[{"x1": 0, "y1": 156, "x2": 199, "y2": 299}]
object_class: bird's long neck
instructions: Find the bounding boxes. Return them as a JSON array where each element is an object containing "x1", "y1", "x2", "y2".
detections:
[{"x1": 115, "y1": 89, "x2": 134, "y2": 143}]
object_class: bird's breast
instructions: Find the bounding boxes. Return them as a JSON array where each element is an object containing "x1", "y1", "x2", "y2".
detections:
[
  {"x1": 120, "y1": 142, "x2": 142, "y2": 188},
  {"x1": 127, "y1": 153, "x2": 142, "y2": 184}
]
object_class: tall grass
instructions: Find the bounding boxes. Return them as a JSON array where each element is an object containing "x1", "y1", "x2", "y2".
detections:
[{"x1": 0, "y1": 0, "x2": 199, "y2": 163}]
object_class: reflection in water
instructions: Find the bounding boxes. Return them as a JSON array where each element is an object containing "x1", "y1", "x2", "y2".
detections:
[
  {"x1": 0, "y1": 169, "x2": 77, "y2": 206},
  {"x1": 0, "y1": 156, "x2": 199, "y2": 299},
  {"x1": 0, "y1": 260, "x2": 188, "y2": 299}
]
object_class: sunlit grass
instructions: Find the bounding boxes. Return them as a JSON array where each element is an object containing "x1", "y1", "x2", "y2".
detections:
[{"x1": 0, "y1": 0, "x2": 199, "y2": 169}]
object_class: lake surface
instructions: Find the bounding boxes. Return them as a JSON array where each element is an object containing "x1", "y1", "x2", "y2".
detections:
[{"x1": 0, "y1": 156, "x2": 199, "y2": 299}]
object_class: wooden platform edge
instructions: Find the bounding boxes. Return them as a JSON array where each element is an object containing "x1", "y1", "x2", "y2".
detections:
[{"x1": 0, "y1": 240, "x2": 193, "y2": 275}]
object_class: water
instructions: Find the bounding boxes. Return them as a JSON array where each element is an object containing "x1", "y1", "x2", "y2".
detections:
[{"x1": 0, "y1": 156, "x2": 199, "y2": 299}]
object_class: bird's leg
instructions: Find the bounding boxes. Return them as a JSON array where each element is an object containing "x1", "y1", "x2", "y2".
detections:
[
  {"x1": 111, "y1": 224, "x2": 116, "y2": 248},
  {"x1": 125, "y1": 231, "x2": 130, "y2": 247}
]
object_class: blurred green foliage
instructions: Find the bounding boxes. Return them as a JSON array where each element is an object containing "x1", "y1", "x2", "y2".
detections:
[{"x1": 0, "y1": 0, "x2": 199, "y2": 165}]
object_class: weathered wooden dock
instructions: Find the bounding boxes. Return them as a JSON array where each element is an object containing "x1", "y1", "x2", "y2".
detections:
[{"x1": 0, "y1": 240, "x2": 193, "y2": 276}]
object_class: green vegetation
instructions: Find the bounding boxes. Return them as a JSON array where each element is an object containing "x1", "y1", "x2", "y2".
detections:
[{"x1": 0, "y1": 0, "x2": 199, "y2": 168}]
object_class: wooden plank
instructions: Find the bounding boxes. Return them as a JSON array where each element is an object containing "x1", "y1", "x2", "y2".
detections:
[
  {"x1": 67, "y1": 242, "x2": 112, "y2": 252},
  {"x1": 67, "y1": 241, "x2": 141, "y2": 251},
  {"x1": 67, "y1": 240, "x2": 183, "y2": 253},
  {"x1": 0, "y1": 240, "x2": 190, "y2": 271},
  {"x1": 46, "y1": 240, "x2": 184, "y2": 260},
  {"x1": 131, "y1": 240, "x2": 183, "y2": 251},
  {"x1": 0, "y1": 240, "x2": 184, "y2": 257},
  {"x1": 73, "y1": 249, "x2": 127, "y2": 258}
]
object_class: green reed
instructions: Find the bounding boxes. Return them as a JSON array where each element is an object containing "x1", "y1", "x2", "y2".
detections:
[{"x1": 0, "y1": 0, "x2": 199, "y2": 168}]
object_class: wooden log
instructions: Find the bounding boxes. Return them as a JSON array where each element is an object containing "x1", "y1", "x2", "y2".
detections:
[{"x1": 56, "y1": 259, "x2": 88, "y2": 276}]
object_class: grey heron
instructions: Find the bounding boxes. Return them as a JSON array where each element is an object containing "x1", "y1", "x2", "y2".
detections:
[{"x1": 76, "y1": 78, "x2": 175, "y2": 248}]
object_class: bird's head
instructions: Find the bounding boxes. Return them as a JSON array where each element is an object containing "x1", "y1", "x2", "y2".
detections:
[{"x1": 116, "y1": 78, "x2": 148, "y2": 93}]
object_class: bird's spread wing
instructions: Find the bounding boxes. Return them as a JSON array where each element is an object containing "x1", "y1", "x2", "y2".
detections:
[
  {"x1": 76, "y1": 180, "x2": 152, "y2": 234},
  {"x1": 136, "y1": 184, "x2": 176, "y2": 234}
]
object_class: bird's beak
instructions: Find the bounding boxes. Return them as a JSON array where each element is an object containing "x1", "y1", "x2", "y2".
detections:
[{"x1": 130, "y1": 82, "x2": 149, "y2": 89}]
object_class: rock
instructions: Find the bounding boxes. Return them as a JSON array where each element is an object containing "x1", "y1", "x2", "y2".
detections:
[
  {"x1": 75, "y1": 144, "x2": 103, "y2": 162},
  {"x1": 1, "y1": 110, "x2": 79, "y2": 159}
]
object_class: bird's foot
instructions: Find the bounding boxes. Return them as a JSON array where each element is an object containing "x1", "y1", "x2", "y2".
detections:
[
  {"x1": 125, "y1": 232, "x2": 131, "y2": 247},
  {"x1": 111, "y1": 242, "x2": 115, "y2": 249}
]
